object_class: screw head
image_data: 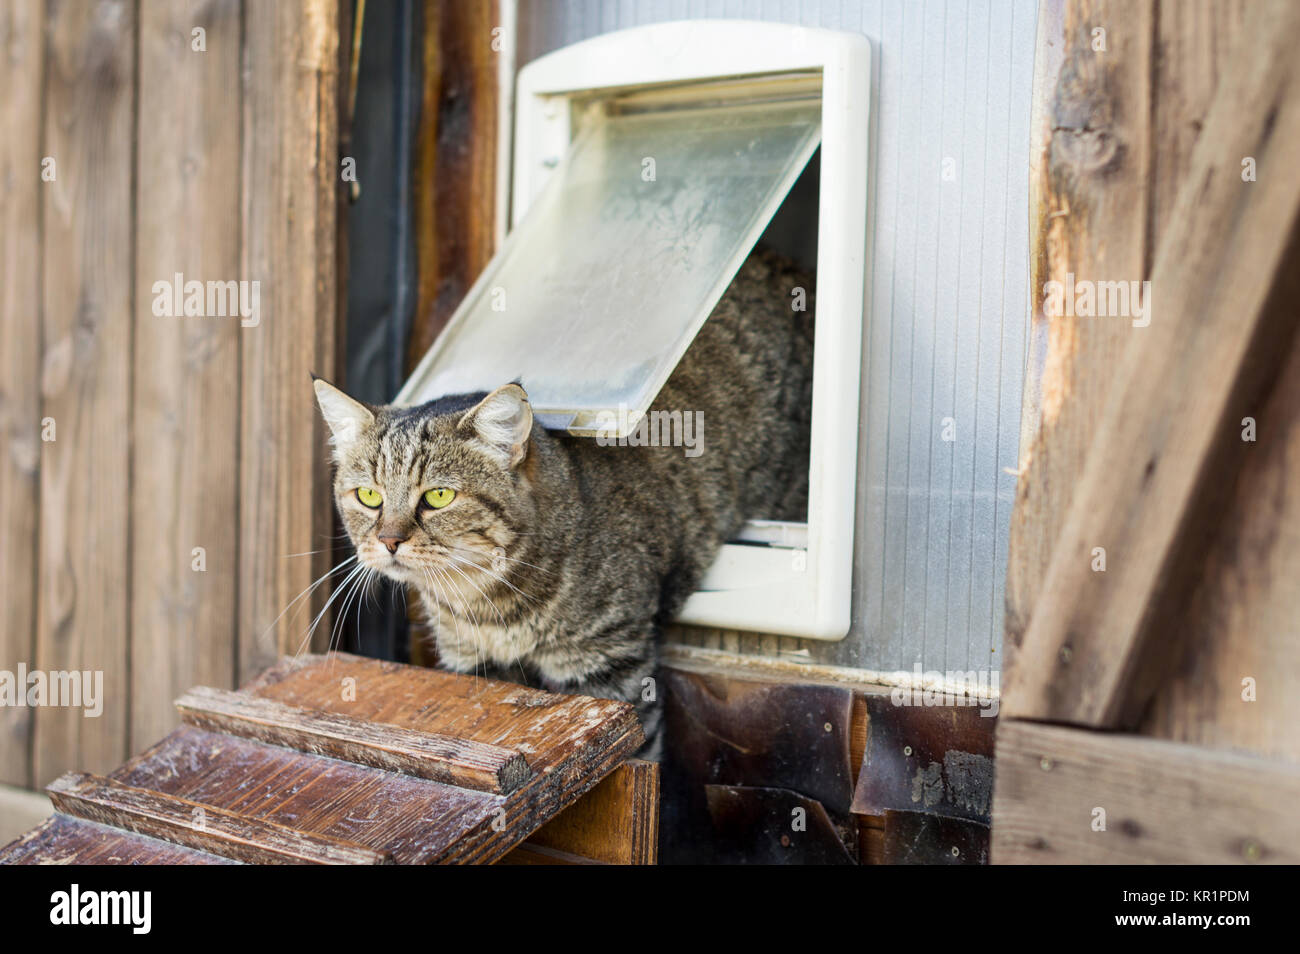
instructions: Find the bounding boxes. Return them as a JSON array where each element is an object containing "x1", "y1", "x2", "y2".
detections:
[{"x1": 903, "y1": 745, "x2": 913, "y2": 757}]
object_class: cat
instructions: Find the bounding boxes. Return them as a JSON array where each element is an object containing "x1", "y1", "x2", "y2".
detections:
[{"x1": 313, "y1": 247, "x2": 814, "y2": 758}]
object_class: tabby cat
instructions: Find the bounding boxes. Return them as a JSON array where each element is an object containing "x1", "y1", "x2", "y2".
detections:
[{"x1": 313, "y1": 248, "x2": 813, "y2": 757}]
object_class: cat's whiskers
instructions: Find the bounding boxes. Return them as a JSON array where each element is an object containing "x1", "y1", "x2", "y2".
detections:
[
  {"x1": 263, "y1": 555, "x2": 358, "y2": 647},
  {"x1": 420, "y1": 564, "x2": 474, "y2": 684},
  {"x1": 445, "y1": 543, "x2": 554, "y2": 577},
  {"x1": 294, "y1": 562, "x2": 368, "y2": 661},
  {"x1": 441, "y1": 558, "x2": 509, "y2": 629},
  {"x1": 327, "y1": 564, "x2": 374, "y2": 663},
  {"x1": 438, "y1": 566, "x2": 489, "y2": 682},
  {"x1": 444, "y1": 552, "x2": 542, "y2": 606}
]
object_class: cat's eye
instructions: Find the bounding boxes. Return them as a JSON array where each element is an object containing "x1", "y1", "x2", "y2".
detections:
[
  {"x1": 356, "y1": 487, "x2": 382, "y2": 508},
  {"x1": 423, "y1": 488, "x2": 455, "y2": 509}
]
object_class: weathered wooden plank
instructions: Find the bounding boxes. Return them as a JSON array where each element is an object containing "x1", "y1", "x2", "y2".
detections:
[
  {"x1": 1140, "y1": 322, "x2": 1300, "y2": 760},
  {"x1": 239, "y1": 0, "x2": 342, "y2": 675},
  {"x1": 508, "y1": 759, "x2": 659, "y2": 864},
  {"x1": 130, "y1": 0, "x2": 241, "y2": 754},
  {"x1": 1136, "y1": 2, "x2": 1300, "y2": 763},
  {"x1": 175, "y1": 686, "x2": 533, "y2": 794},
  {"x1": 1003, "y1": 0, "x2": 1153, "y2": 686},
  {"x1": 245, "y1": 653, "x2": 639, "y2": 775},
  {"x1": 0, "y1": 814, "x2": 236, "y2": 865},
  {"x1": 34, "y1": 0, "x2": 136, "y2": 785},
  {"x1": 0, "y1": 0, "x2": 44, "y2": 789},
  {"x1": 1003, "y1": 0, "x2": 1300, "y2": 726},
  {"x1": 1148, "y1": 0, "x2": 1247, "y2": 241},
  {"x1": 407, "y1": 0, "x2": 500, "y2": 369},
  {"x1": 48, "y1": 771, "x2": 392, "y2": 865},
  {"x1": 992, "y1": 720, "x2": 1300, "y2": 864}
]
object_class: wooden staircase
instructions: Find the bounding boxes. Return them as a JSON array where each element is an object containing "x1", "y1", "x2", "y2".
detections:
[{"x1": 0, "y1": 653, "x2": 657, "y2": 864}]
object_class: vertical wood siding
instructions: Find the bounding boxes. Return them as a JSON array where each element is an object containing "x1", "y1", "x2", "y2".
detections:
[{"x1": 0, "y1": 0, "x2": 343, "y2": 788}]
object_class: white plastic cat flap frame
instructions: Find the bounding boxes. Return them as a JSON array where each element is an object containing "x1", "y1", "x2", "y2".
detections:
[{"x1": 397, "y1": 21, "x2": 870, "y2": 640}]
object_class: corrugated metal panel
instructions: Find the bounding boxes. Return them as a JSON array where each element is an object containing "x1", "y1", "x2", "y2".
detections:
[{"x1": 518, "y1": 0, "x2": 1037, "y2": 674}]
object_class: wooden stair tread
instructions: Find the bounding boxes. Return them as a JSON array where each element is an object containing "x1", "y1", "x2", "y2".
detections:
[
  {"x1": 2, "y1": 814, "x2": 237, "y2": 865},
  {"x1": 48, "y1": 772, "x2": 393, "y2": 865},
  {"x1": 176, "y1": 686, "x2": 532, "y2": 794},
  {"x1": 243, "y1": 653, "x2": 637, "y2": 776}
]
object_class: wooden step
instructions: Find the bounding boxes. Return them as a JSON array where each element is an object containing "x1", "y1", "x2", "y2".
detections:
[
  {"x1": 48, "y1": 772, "x2": 392, "y2": 865},
  {"x1": 175, "y1": 686, "x2": 532, "y2": 794}
]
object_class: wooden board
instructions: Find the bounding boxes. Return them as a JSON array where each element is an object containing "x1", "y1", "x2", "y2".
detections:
[
  {"x1": 1003, "y1": 0, "x2": 1154, "y2": 686},
  {"x1": 47, "y1": 771, "x2": 392, "y2": 865},
  {"x1": 130, "y1": 0, "x2": 241, "y2": 753},
  {"x1": 407, "y1": 0, "x2": 500, "y2": 369},
  {"x1": 1137, "y1": 0, "x2": 1299, "y2": 764},
  {"x1": 175, "y1": 686, "x2": 533, "y2": 793},
  {"x1": 1, "y1": 814, "x2": 237, "y2": 865},
  {"x1": 1003, "y1": 0, "x2": 1300, "y2": 727},
  {"x1": 992, "y1": 720, "x2": 1300, "y2": 864},
  {"x1": 1140, "y1": 329, "x2": 1300, "y2": 760},
  {"x1": 34, "y1": 0, "x2": 137, "y2": 785},
  {"x1": 502, "y1": 760, "x2": 659, "y2": 865},
  {"x1": 238, "y1": 0, "x2": 342, "y2": 675},
  {"x1": 0, "y1": 0, "x2": 44, "y2": 789}
]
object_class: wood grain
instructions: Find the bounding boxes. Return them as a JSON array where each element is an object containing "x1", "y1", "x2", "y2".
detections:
[
  {"x1": 239, "y1": 0, "x2": 342, "y2": 675},
  {"x1": 1139, "y1": 317, "x2": 1300, "y2": 760},
  {"x1": 1, "y1": 813, "x2": 236, "y2": 865},
  {"x1": 992, "y1": 720, "x2": 1300, "y2": 864},
  {"x1": 130, "y1": 0, "x2": 241, "y2": 753},
  {"x1": 407, "y1": 0, "x2": 500, "y2": 368},
  {"x1": 1137, "y1": 0, "x2": 1300, "y2": 763},
  {"x1": 34, "y1": 0, "x2": 136, "y2": 785},
  {"x1": 0, "y1": 0, "x2": 44, "y2": 789},
  {"x1": 506, "y1": 759, "x2": 659, "y2": 864},
  {"x1": 48, "y1": 771, "x2": 392, "y2": 864},
  {"x1": 175, "y1": 685, "x2": 533, "y2": 793},
  {"x1": 1003, "y1": 0, "x2": 1300, "y2": 726},
  {"x1": 1003, "y1": 0, "x2": 1154, "y2": 684}
]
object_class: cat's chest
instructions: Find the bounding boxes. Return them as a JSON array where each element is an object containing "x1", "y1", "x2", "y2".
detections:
[{"x1": 421, "y1": 590, "x2": 549, "y2": 665}]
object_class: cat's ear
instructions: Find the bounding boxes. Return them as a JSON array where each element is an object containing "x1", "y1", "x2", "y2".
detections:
[
  {"x1": 460, "y1": 383, "x2": 532, "y2": 469},
  {"x1": 313, "y1": 376, "x2": 374, "y2": 450}
]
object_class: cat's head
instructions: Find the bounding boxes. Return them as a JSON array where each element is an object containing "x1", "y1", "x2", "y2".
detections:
[{"x1": 312, "y1": 377, "x2": 534, "y2": 586}]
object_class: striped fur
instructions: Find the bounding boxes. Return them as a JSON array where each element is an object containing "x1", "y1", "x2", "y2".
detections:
[{"x1": 315, "y1": 249, "x2": 814, "y2": 758}]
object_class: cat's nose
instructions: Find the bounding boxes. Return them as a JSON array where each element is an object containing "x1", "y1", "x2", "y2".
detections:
[{"x1": 379, "y1": 534, "x2": 407, "y2": 554}]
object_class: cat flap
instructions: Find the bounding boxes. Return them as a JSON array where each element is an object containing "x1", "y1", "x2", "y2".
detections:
[{"x1": 396, "y1": 98, "x2": 822, "y2": 437}]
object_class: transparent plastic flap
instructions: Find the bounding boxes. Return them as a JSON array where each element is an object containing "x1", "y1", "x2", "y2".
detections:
[{"x1": 397, "y1": 98, "x2": 822, "y2": 435}]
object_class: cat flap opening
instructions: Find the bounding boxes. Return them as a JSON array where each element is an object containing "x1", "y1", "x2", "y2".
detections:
[{"x1": 396, "y1": 99, "x2": 822, "y2": 437}]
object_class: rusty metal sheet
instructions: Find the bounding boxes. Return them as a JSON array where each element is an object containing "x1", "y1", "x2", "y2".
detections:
[{"x1": 851, "y1": 693, "x2": 996, "y2": 825}]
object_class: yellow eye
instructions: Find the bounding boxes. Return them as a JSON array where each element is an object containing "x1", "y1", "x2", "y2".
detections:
[
  {"x1": 356, "y1": 487, "x2": 382, "y2": 508},
  {"x1": 423, "y1": 488, "x2": 455, "y2": 509}
]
